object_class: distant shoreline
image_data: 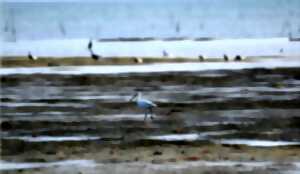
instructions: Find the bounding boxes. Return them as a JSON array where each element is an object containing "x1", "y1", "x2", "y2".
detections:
[
  {"x1": 1, "y1": 55, "x2": 286, "y2": 68},
  {"x1": 0, "y1": 56, "x2": 207, "y2": 68},
  {"x1": 98, "y1": 37, "x2": 216, "y2": 42},
  {"x1": 1, "y1": 56, "x2": 300, "y2": 76}
]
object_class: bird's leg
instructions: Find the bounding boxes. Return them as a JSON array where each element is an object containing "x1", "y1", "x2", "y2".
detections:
[
  {"x1": 150, "y1": 108, "x2": 154, "y2": 120},
  {"x1": 144, "y1": 110, "x2": 148, "y2": 121}
]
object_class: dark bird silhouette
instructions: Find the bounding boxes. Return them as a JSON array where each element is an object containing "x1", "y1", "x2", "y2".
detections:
[
  {"x1": 28, "y1": 52, "x2": 37, "y2": 60},
  {"x1": 162, "y1": 50, "x2": 169, "y2": 57},
  {"x1": 198, "y1": 55, "x2": 205, "y2": 62},
  {"x1": 279, "y1": 48, "x2": 284, "y2": 53},
  {"x1": 175, "y1": 22, "x2": 180, "y2": 34},
  {"x1": 88, "y1": 39, "x2": 93, "y2": 50},
  {"x1": 90, "y1": 50, "x2": 101, "y2": 60},
  {"x1": 133, "y1": 57, "x2": 143, "y2": 64},
  {"x1": 234, "y1": 55, "x2": 242, "y2": 61},
  {"x1": 58, "y1": 22, "x2": 66, "y2": 36},
  {"x1": 223, "y1": 54, "x2": 229, "y2": 61}
]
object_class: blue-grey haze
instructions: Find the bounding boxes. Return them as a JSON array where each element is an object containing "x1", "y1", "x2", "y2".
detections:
[{"x1": 1, "y1": 0, "x2": 300, "y2": 41}]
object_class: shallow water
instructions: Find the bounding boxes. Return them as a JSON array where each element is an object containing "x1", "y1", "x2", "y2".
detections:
[
  {"x1": 215, "y1": 139, "x2": 300, "y2": 147},
  {"x1": 2, "y1": 38, "x2": 300, "y2": 57},
  {"x1": 3, "y1": 0, "x2": 300, "y2": 41},
  {"x1": 1, "y1": 159, "x2": 300, "y2": 174},
  {"x1": 3, "y1": 135, "x2": 101, "y2": 142},
  {"x1": 0, "y1": 160, "x2": 97, "y2": 171},
  {"x1": 1, "y1": 57, "x2": 300, "y2": 75}
]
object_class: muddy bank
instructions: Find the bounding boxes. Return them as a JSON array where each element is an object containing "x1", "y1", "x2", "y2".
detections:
[
  {"x1": 2, "y1": 55, "x2": 282, "y2": 68},
  {"x1": 1, "y1": 57, "x2": 203, "y2": 68},
  {"x1": 2, "y1": 137, "x2": 300, "y2": 162},
  {"x1": 3, "y1": 55, "x2": 295, "y2": 68},
  {"x1": 1, "y1": 66, "x2": 300, "y2": 173}
]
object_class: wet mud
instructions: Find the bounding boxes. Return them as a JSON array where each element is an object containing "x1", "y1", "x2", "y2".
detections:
[{"x1": 1, "y1": 67, "x2": 300, "y2": 173}]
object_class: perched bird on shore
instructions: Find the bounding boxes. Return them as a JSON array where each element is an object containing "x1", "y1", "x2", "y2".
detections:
[
  {"x1": 198, "y1": 55, "x2": 205, "y2": 62},
  {"x1": 133, "y1": 57, "x2": 143, "y2": 64},
  {"x1": 87, "y1": 39, "x2": 93, "y2": 50},
  {"x1": 162, "y1": 50, "x2": 169, "y2": 57},
  {"x1": 175, "y1": 22, "x2": 181, "y2": 34},
  {"x1": 234, "y1": 55, "x2": 242, "y2": 61},
  {"x1": 28, "y1": 52, "x2": 38, "y2": 61},
  {"x1": 130, "y1": 92, "x2": 157, "y2": 121},
  {"x1": 89, "y1": 50, "x2": 101, "y2": 60},
  {"x1": 223, "y1": 54, "x2": 229, "y2": 61},
  {"x1": 279, "y1": 48, "x2": 284, "y2": 53}
]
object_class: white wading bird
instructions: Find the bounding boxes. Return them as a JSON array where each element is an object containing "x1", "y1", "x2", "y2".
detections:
[{"x1": 130, "y1": 92, "x2": 157, "y2": 121}]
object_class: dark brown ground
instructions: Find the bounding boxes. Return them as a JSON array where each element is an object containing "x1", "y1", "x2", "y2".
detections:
[{"x1": 1, "y1": 62, "x2": 300, "y2": 173}]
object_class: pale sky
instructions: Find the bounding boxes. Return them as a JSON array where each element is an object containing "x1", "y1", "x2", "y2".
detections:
[{"x1": 3, "y1": 0, "x2": 95, "y2": 1}]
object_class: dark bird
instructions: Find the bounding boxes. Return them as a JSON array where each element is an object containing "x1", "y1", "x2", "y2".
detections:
[
  {"x1": 198, "y1": 55, "x2": 205, "y2": 62},
  {"x1": 279, "y1": 48, "x2": 284, "y2": 53},
  {"x1": 234, "y1": 55, "x2": 242, "y2": 61},
  {"x1": 175, "y1": 22, "x2": 181, "y2": 34},
  {"x1": 162, "y1": 50, "x2": 169, "y2": 57},
  {"x1": 88, "y1": 39, "x2": 93, "y2": 50},
  {"x1": 90, "y1": 50, "x2": 101, "y2": 60},
  {"x1": 28, "y1": 52, "x2": 38, "y2": 60},
  {"x1": 133, "y1": 57, "x2": 143, "y2": 64},
  {"x1": 223, "y1": 54, "x2": 229, "y2": 61}
]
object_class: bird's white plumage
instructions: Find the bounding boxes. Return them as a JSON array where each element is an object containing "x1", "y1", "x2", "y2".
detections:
[
  {"x1": 130, "y1": 92, "x2": 157, "y2": 121},
  {"x1": 28, "y1": 52, "x2": 38, "y2": 60},
  {"x1": 137, "y1": 99, "x2": 157, "y2": 109}
]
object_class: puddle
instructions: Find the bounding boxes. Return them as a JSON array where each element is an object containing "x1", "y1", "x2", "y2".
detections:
[
  {"x1": 0, "y1": 160, "x2": 97, "y2": 171},
  {"x1": 199, "y1": 130, "x2": 237, "y2": 137},
  {"x1": 1, "y1": 102, "x2": 87, "y2": 108},
  {"x1": 215, "y1": 139, "x2": 300, "y2": 147},
  {"x1": 94, "y1": 114, "x2": 157, "y2": 121},
  {"x1": 1, "y1": 114, "x2": 157, "y2": 122},
  {"x1": 146, "y1": 131, "x2": 237, "y2": 141},
  {"x1": 147, "y1": 133, "x2": 201, "y2": 141},
  {"x1": 193, "y1": 121, "x2": 254, "y2": 126},
  {"x1": 3, "y1": 136, "x2": 101, "y2": 142}
]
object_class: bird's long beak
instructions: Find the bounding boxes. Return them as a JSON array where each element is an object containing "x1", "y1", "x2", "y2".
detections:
[{"x1": 129, "y1": 93, "x2": 137, "y2": 101}]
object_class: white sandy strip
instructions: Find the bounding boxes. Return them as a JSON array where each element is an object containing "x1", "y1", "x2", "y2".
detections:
[
  {"x1": 215, "y1": 139, "x2": 300, "y2": 147},
  {"x1": 0, "y1": 160, "x2": 97, "y2": 171},
  {"x1": 3, "y1": 136, "x2": 101, "y2": 142},
  {"x1": 1, "y1": 58, "x2": 300, "y2": 75}
]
